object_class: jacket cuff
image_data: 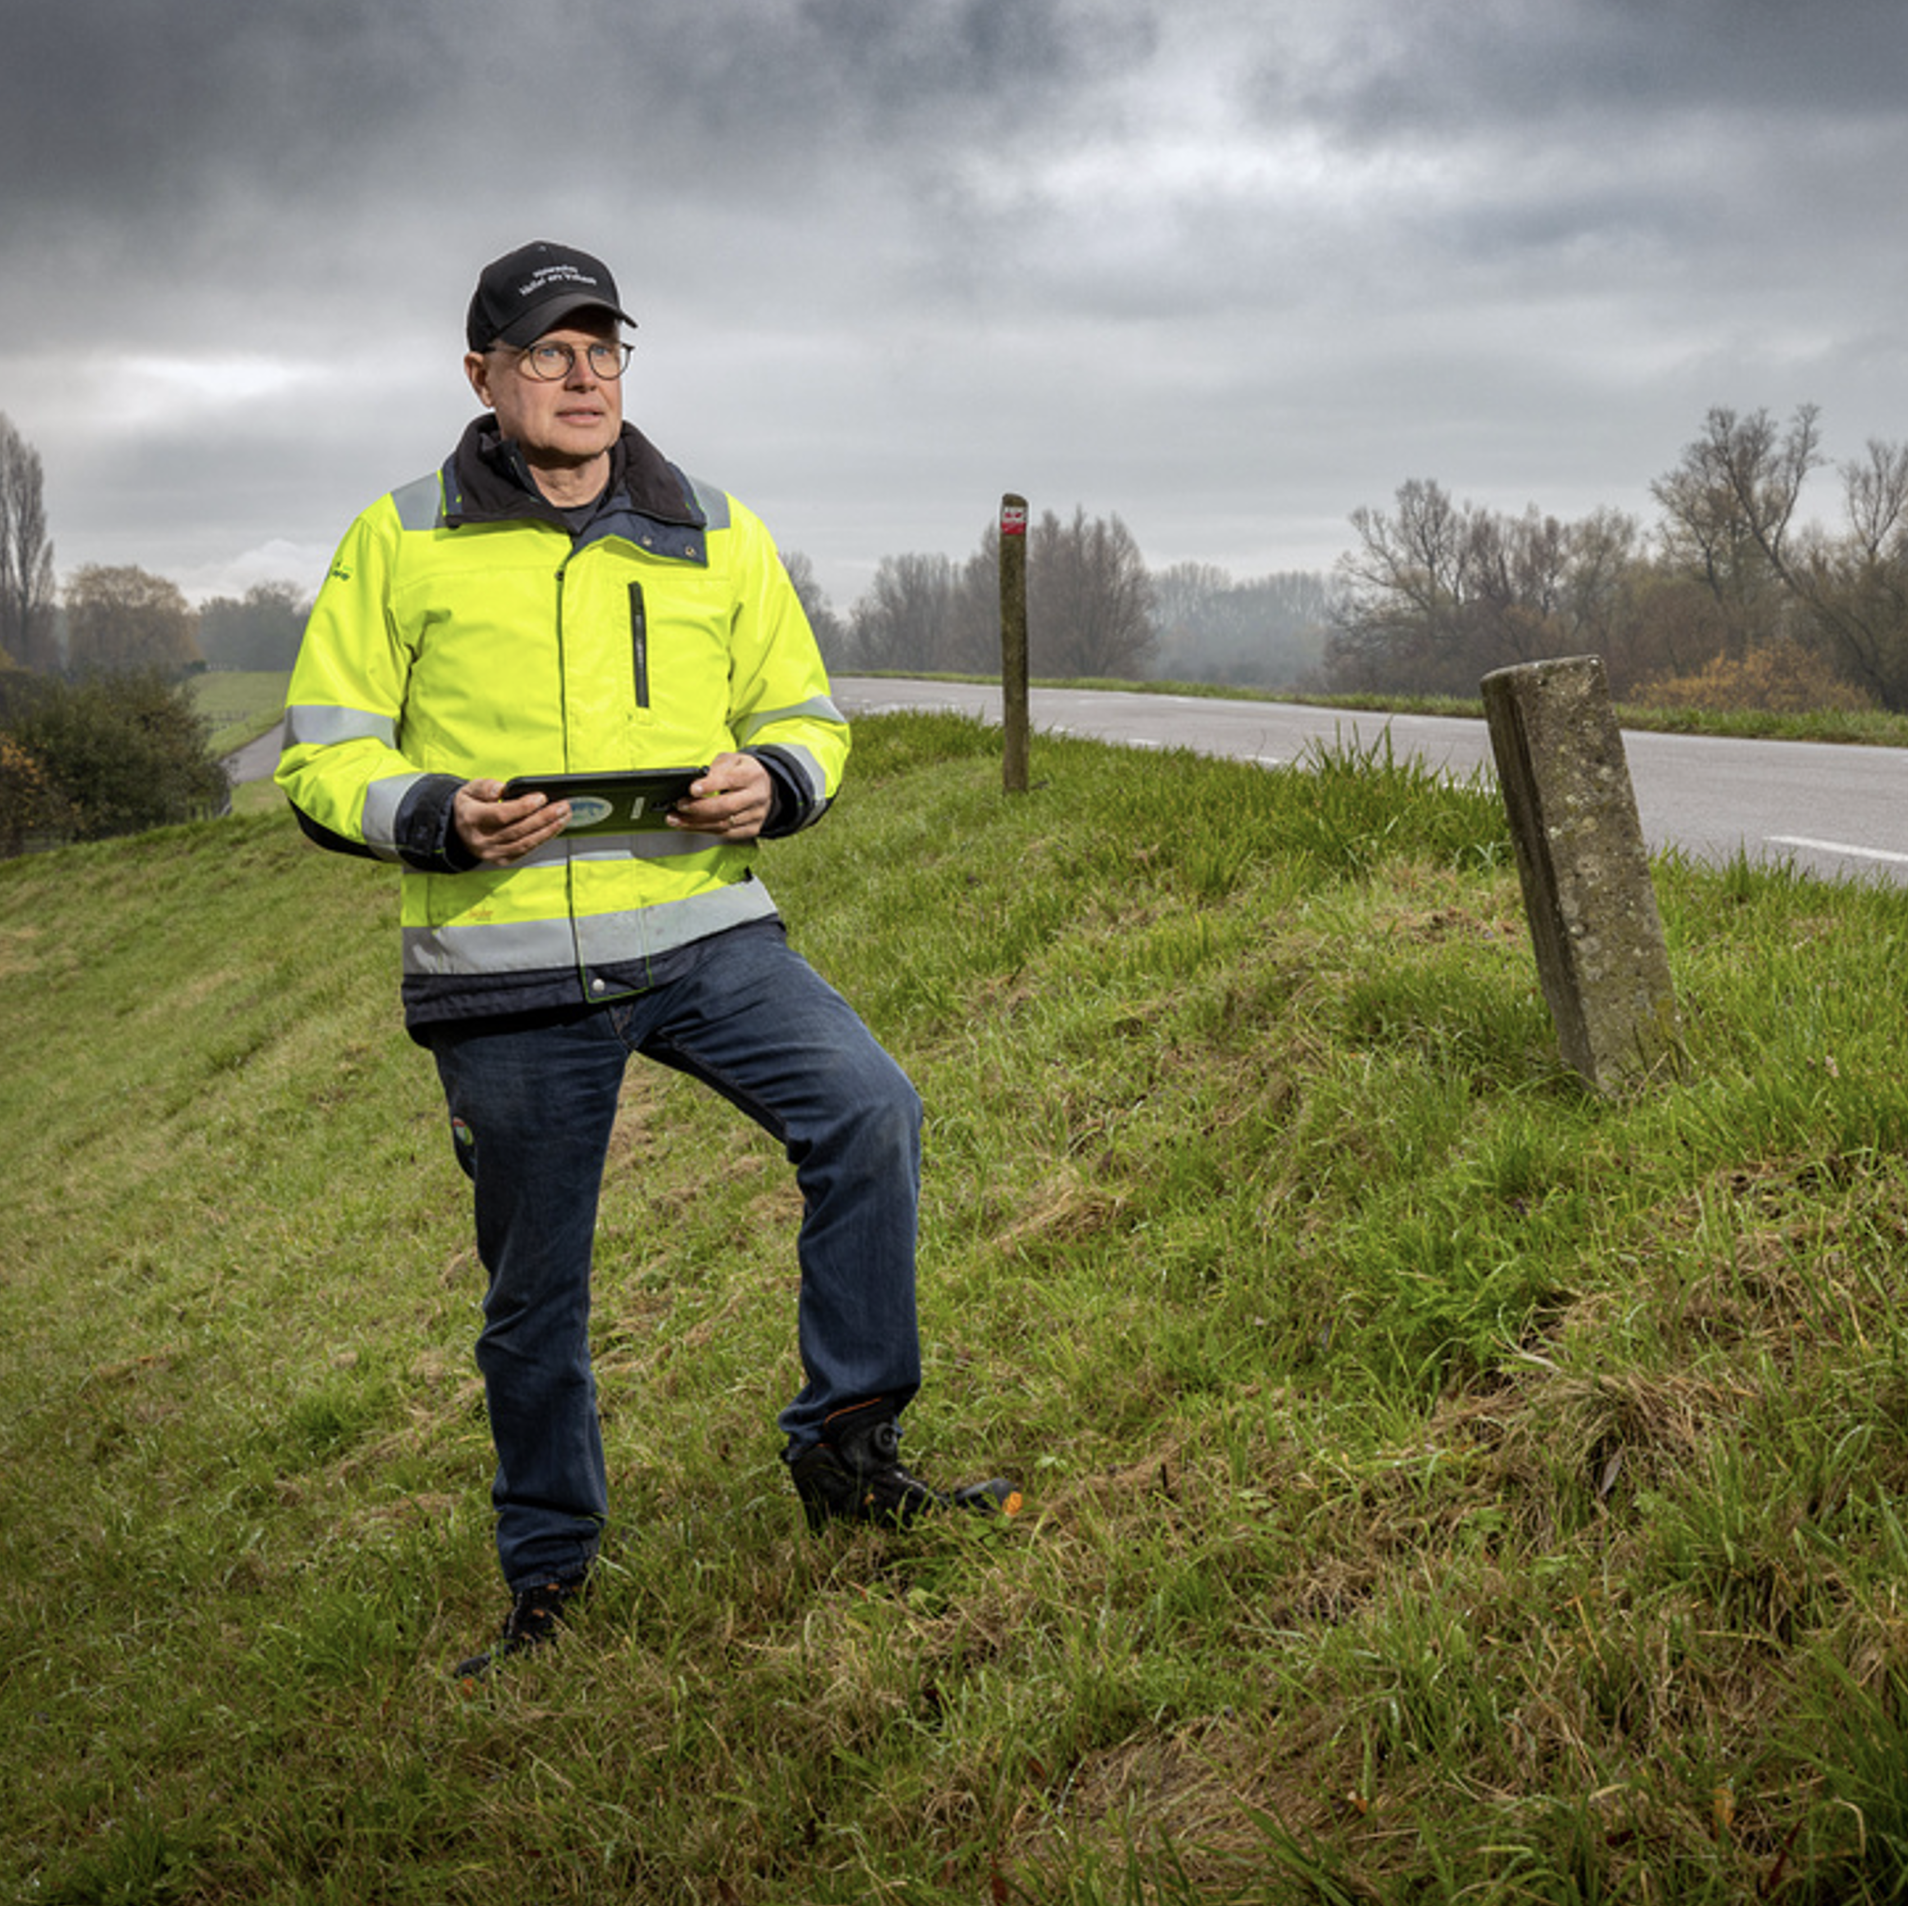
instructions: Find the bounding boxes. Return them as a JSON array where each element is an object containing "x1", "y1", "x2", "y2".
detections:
[
  {"x1": 748, "y1": 746, "x2": 830, "y2": 838},
  {"x1": 395, "y1": 773, "x2": 480, "y2": 871}
]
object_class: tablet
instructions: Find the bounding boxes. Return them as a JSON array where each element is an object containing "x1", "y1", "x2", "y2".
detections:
[{"x1": 498, "y1": 767, "x2": 708, "y2": 835}]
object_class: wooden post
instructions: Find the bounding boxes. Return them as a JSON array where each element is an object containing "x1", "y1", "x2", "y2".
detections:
[
  {"x1": 999, "y1": 494, "x2": 1030, "y2": 794},
  {"x1": 1481, "y1": 655, "x2": 1681, "y2": 1093}
]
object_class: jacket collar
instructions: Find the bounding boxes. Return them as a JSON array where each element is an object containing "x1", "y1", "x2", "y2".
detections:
[{"x1": 442, "y1": 417, "x2": 705, "y2": 532}]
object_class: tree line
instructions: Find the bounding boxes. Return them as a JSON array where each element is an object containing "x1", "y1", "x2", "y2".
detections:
[
  {"x1": 3, "y1": 564, "x2": 312, "y2": 680},
  {"x1": 9, "y1": 394, "x2": 1904, "y2": 850},
  {"x1": 1, "y1": 410, "x2": 1331, "y2": 698},
  {"x1": 0, "y1": 413, "x2": 270, "y2": 850},
  {"x1": 783, "y1": 508, "x2": 1332, "y2": 688},
  {"x1": 1327, "y1": 404, "x2": 1908, "y2": 711}
]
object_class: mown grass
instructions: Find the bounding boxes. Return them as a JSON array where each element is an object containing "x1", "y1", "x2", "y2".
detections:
[{"x1": 5, "y1": 713, "x2": 1908, "y2": 1902}]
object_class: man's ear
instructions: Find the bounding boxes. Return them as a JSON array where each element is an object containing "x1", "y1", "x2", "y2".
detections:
[{"x1": 464, "y1": 351, "x2": 494, "y2": 408}]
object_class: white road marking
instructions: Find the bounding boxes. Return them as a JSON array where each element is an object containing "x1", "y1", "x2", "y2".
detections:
[{"x1": 1768, "y1": 835, "x2": 1908, "y2": 866}]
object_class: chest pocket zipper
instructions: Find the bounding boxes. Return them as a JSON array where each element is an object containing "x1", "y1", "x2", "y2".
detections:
[{"x1": 628, "y1": 581, "x2": 650, "y2": 710}]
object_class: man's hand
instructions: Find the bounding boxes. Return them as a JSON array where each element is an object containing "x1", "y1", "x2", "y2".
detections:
[
  {"x1": 453, "y1": 779, "x2": 572, "y2": 864},
  {"x1": 667, "y1": 752, "x2": 772, "y2": 840}
]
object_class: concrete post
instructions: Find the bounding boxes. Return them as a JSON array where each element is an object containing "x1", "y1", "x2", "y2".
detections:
[
  {"x1": 999, "y1": 494, "x2": 1030, "y2": 794},
  {"x1": 1480, "y1": 655, "x2": 1681, "y2": 1092}
]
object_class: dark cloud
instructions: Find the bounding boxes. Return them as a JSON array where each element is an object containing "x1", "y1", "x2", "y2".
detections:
[
  {"x1": 1252, "y1": 0, "x2": 1908, "y2": 139},
  {"x1": 730, "y1": 0, "x2": 1157, "y2": 139},
  {"x1": 0, "y1": 0, "x2": 1144, "y2": 216},
  {"x1": 1, "y1": 0, "x2": 1162, "y2": 342},
  {"x1": 1, "y1": 4, "x2": 441, "y2": 226},
  {"x1": 3, "y1": 0, "x2": 1907, "y2": 608}
]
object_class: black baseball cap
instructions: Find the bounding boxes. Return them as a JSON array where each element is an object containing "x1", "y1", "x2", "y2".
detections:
[{"x1": 466, "y1": 241, "x2": 637, "y2": 350}]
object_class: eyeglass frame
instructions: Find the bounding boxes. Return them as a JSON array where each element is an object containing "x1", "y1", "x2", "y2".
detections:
[{"x1": 498, "y1": 338, "x2": 635, "y2": 382}]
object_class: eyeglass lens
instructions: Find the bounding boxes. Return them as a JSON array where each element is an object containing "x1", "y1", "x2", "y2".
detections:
[{"x1": 521, "y1": 342, "x2": 629, "y2": 380}]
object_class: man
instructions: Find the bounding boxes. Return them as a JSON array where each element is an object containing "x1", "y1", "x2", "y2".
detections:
[{"x1": 277, "y1": 240, "x2": 1015, "y2": 1678}]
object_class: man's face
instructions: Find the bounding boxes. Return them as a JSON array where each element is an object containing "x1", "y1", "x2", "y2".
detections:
[{"x1": 465, "y1": 311, "x2": 624, "y2": 475}]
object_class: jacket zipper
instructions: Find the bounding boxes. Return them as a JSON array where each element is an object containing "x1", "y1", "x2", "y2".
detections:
[{"x1": 628, "y1": 581, "x2": 650, "y2": 711}]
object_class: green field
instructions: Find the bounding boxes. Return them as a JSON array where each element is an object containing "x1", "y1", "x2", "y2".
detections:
[
  {"x1": 5, "y1": 713, "x2": 1908, "y2": 1902},
  {"x1": 192, "y1": 670, "x2": 292, "y2": 757}
]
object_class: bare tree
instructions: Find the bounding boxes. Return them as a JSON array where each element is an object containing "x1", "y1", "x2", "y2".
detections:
[
  {"x1": 1652, "y1": 405, "x2": 1908, "y2": 708},
  {"x1": 1329, "y1": 483, "x2": 1657, "y2": 695},
  {"x1": 1840, "y1": 437, "x2": 1908, "y2": 559},
  {"x1": 1028, "y1": 507, "x2": 1155, "y2": 679},
  {"x1": 777, "y1": 550, "x2": 848, "y2": 667},
  {"x1": 1149, "y1": 562, "x2": 1333, "y2": 687},
  {"x1": 1461, "y1": 504, "x2": 1574, "y2": 669},
  {"x1": 0, "y1": 413, "x2": 57, "y2": 672},
  {"x1": 65, "y1": 565, "x2": 203, "y2": 675},
  {"x1": 1328, "y1": 479, "x2": 1468, "y2": 690},
  {"x1": 1650, "y1": 405, "x2": 1819, "y2": 659},
  {"x1": 1788, "y1": 439, "x2": 1908, "y2": 708},
  {"x1": 1328, "y1": 480, "x2": 1490, "y2": 692},
  {"x1": 197, "y1": 580, "x2": 310, "y2": 672},
  {"x1": 846, "y1": 552, "x2": 963, "y2": 672},
  {"x1": 952, "y1": 525, "x2": 1007, "y2": 673}
]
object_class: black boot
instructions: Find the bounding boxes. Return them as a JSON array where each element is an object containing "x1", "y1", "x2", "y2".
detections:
[
  {"x1": 453, "y1": 1572, "x2": 587, "y2": 1680},
  {"x1": 789, "y1": 1405, "x2": 1020, "y2": 1532}
]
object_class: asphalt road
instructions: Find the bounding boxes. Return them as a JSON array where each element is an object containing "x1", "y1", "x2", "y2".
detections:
[
  {"x1": 834, "y1": 676, "x2": 1908, "y2": 889},
  {"x1": 225, "y1": 724, "x2": 285, "y2": 786}
]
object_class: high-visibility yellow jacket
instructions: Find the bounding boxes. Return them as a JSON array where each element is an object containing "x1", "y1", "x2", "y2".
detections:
[{"x1": 276, "y1": 419, "x2": 848, "y2": 1034}]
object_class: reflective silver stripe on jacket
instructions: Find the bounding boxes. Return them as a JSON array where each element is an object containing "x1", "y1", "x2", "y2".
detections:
[
  {"x1": 750, "y1": 738, "x2": 827, "y2": 804},
  {"x1": 684, "y1": 474, "x2": 731, "y2": 531},
  {"x1": 735, "y1": 697, "x2": 841, "y2": 745},
  {"x1": 399, "y1": 878, "x2": 778, "y2": 976},
  {"x1": 789, "y1": 741, "x2": 827, "y2": 802},
  {"x1": 284, "y1": 704, "x2": 397, "y2": 749},
  {"x1": 513, "y1": 829, "x2": 726, "y2": 867},
  {"x1": 391, "y1": 472, "x2": 447, "y2": 533},
  {"x1": 361, "y1": 772, "x2": 426, "y2": 856}
]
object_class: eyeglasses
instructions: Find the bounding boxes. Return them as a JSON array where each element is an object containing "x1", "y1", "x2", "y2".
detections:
[{"x1": 508, "y1": 340, "x2": 634, "y2": 382}]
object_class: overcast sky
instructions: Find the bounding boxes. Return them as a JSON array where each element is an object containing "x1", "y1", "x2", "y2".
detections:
[{"x1": 5, "y1": 0, "x2": 1906, "y2": 614}]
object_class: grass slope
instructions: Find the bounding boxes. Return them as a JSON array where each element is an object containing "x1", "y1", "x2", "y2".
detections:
[{"x1": 5, "y1": 713, "x2": 1908, "y2": 1903}]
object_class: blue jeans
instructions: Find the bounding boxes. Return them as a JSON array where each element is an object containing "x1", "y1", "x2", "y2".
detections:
[{"x1": 427, "y1": 923, "x2": 923, "y2": 1588}]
